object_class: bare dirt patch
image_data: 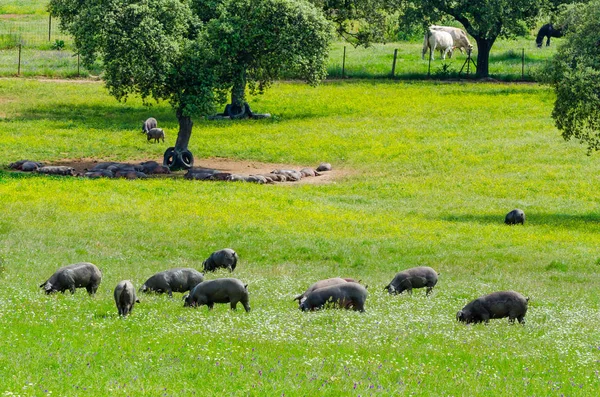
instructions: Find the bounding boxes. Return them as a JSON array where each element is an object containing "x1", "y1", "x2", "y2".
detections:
[{"x1": 49, "y1": 157, "x2": 347, "y2": 184}]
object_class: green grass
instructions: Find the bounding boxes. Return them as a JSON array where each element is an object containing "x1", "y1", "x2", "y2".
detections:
[
  {"x1": 327, "y1": 36, "x2": 559, "y2": 80},
  {"x1": 1, "y1": 78, "x2": 600, "y2": 395},
  {"x1": 0, "y1": 0, "x2": 48, "y2": 15}
]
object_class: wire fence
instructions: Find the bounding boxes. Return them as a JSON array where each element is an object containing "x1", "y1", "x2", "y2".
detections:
[
  {"x1": 0, "y1": 14, "x2": 553, "y2": 80},
  {"x1": 0, "y1": 15, "x2": 71, "y2": 48}
]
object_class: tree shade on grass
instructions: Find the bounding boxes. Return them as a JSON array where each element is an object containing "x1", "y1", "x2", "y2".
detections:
[{"x1": 48, "y1": 0, "x2": 331, "y2": 169}]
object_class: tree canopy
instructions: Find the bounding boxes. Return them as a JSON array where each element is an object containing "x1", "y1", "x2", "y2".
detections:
[
  {"x1": 48, "y1": 0, "x2": 331, "y2": 168},
  {"x1": 540, "y1": 0, "x2": 600, "y2": 153},
  {"x1": 398, "y1": 0, "x2": 541, "y2": 77}
]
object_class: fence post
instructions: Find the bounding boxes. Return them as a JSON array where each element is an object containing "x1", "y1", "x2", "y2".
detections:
[
  {"x1": 77, "y1": 53, "x2": 80, "y2": 77},
  {"x1": 17, "y1": 44, "x2": 21, "y2": 76},
  {"x1": 391, "y1": 49, "x2": 398, "y2": 78},
  {"x1": 49, "y1": 15, "x2": 52, "y2": 42},
  {"x1": 342, "y1": 46, "x2": 346, "y2": 78},
  {"x1": 521, "y1": 48, "x2": 525, "y2": 80}
]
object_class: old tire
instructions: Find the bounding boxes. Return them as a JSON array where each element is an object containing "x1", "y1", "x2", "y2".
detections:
[{"x1": 163, "y1": 147, "x2": 194, "y2": 171}]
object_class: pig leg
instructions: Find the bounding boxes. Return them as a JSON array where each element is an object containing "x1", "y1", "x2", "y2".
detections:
[
  {"x1": 517, "y1": 315, "x2": 526, "y2": 325},
  {"x1": 399, "y1": 279, "x2": 412, "y2": 295},
  {"x1": 167, "y1": 289, "x2": 173, "y2": 298},
  {"x1": 426, "y1": 286, "x2": 434, "y2": 296},
  {"x1": 481, "y1": 312, "x2": 491, "y2": 324},
  {"x1": 69, "y1": 284, "x2": 77, "y2": 294},
  {"x1": 230, "y1": 301, "x2": 238, "y2": 310},
  {"x1": 207, "y1": 302, "x2": 214, "y2": 310}
]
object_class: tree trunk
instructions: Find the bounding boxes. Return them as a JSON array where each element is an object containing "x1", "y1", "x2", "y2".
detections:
[
  {"x1": 474, "y1": 37, "x2": 495, "y2": 78},
  {"x1": 230, "y1": 69, "x2": 247, "y2": 109},
  {"x1": 163, "y1": 109, "x2": 194, "y2": 171},
  {"x1": 175, "y1": 111, "x2": 193, "y2": 152}
]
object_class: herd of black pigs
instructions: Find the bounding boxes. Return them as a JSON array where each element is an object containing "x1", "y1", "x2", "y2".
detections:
[{"x1": 39, "y1": 207, "x2": 529, "y2": 326}]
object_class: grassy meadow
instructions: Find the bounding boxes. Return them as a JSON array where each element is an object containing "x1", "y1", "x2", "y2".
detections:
[{"x1": 1, "y1": 78, "x2": 600, "y2": 395}]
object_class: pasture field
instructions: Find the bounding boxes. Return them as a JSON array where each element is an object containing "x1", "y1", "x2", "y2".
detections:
[{"x1": 1, "y1": 78, "x2": 600, "y2": 395}]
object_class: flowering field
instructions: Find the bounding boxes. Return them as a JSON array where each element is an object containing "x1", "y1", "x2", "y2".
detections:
[{"x1": 1, "y1": 79, "x2": 600, "y2": 395}]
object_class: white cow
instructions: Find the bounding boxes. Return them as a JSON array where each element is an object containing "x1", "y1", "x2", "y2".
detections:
[
  {"x1": 429, "y1": 25, "x2": 473, "y2": 55},
  {"x1": 422, "y1": 29, "x2": 454, "y2": 60}
]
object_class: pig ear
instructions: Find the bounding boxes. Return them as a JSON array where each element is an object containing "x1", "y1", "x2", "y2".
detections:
[
  {"x1": 456, "y1": 311, "x2": 463, "y2": 321},
  {"x1": 136, "y1": 299, "x2": 141, "y2": 303},
  {"x1": 182, "y1": 294, "x2": 189, "y2": 301},
  {"x1": 244, "y1": 284, "x2": 248, "y2": 290}
]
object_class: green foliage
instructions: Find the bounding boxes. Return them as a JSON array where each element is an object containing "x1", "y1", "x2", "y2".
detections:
[
  {"x1": 50, "y1": 39, "x2": 64, "y2": 50},
  {"x1": 205, "y1": 0, "x2": 331, "y2": 104},
  {"x1": 48, "y1": 0, "x2": 331, "y2": 119},
  {"x1": 540, "y1": 0, "x2": 600, "y2": 153}
]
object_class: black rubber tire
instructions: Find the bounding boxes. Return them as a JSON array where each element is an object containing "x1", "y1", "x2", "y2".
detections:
[
  {"x1": 163, "y1": 147, "x2": 193, "y2": 170},
  {"x1": 163, "y1": 147, "x2": 176, "y2": 167},
  {"x1": 180, "y1": 149, "x2": 194, "y2": 169}
]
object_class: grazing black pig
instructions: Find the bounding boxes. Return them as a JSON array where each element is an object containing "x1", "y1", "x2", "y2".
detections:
[
  {"x1": 300, "y1": 282, "x2": 368, "y2": 312},
  {"x1": 505, "y1": 209, "x2": 525, "y2": 225},
  {"x1": 183, "y1": 278, "x2": 250, "y2": 312},
  {"x1": 140, "y1": 268, "x2": 204, "y2": 297},
  {"x1": 40, "y1": 262, "x2": 102, "y2": 295},
  {"x1": 114, "y1": 280, "x2": 139, "y2": 317},
  {"x1": 457, "y1": 291, "x2": 529, "y2": 324},
  {"x1": 294, "y1": 277, "x2": 359, "y2": 304},
  {"x1": 142, "y1": 117, "x2": 157, "y2": 134},
  {"x1": 147, "y1": 128, "x2": 165, "y2": 143},
  {"x1": 203, "y1": 248, "x2": 238, "y2": 272},
  {"x1": 385, "y1": 266, "x2": 438, "y2": 296}
]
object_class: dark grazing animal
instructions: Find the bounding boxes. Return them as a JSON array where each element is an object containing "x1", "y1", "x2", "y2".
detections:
[
  {"x1": 505, "y1": 209, "x2": 525, "y2": 225},
  {"x1": 40, "y1": 262, "x2": 102, "y2": 295},
  {"x1": 294, "y1": 277, "x2": 358, "y2": 304},
  {"x1": 183, "y1": 278, "x2": 250, "y2": 311},
  {"x1": 536, "y1": 23, "x2": 562, "y2": 48},
  {"x1": 147, "y1": 128, "x2": 165, "y2": 143},
  {"x1": 203, "y1": 249, "x2": 238, "y2": 272},
  {"x1": 114, "y1": 280, "x2": 139, "y2": 317},
  {"x1": 457, "y1": 291, "x2": 529, "y2": 324},
  {"x1": 300, "y1": 282, "x2": 368, "y2": 312},
  {"x1": 142, "y1": 117, "x2": 157, "y2": 134},
  {"x1": 385, "y1": 266, "x2": 439, "y2": 296},
  {"x1": 140, "y1": 268, "x2": 204, "y2": 297}
]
